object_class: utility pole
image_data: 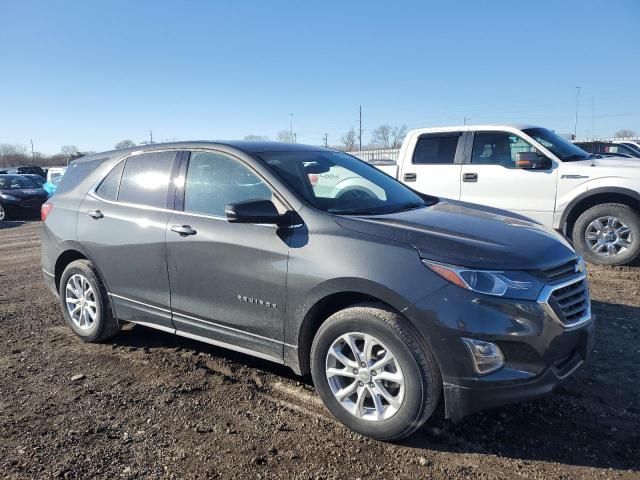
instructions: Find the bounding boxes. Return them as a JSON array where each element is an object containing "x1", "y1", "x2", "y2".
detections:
[
  {"x1": 591, "y1": 97, "x2": 595, "y2": 140},
  {"x1": 573, "y1": 86, "x2": 581, "y2": 140},
  {"x1": 30, "y1": 139, "x2": 34, "y2": 162},
  {"x1": 323, "y1": 133, "x2": 328, "y2": 147},
  {"x1": 289, "y1": 114, "x2": 294, "y2": 143},
  {"x1": 359, "y1": 105, "x2": 363, "y2": 151},
  {"x1": 463, "y1": 116, "x2": 470, "y2": 125}
]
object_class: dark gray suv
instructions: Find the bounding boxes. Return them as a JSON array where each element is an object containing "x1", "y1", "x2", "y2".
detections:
[{"x1": 41, "y1": 141, "x2": 594, "y2": 440}]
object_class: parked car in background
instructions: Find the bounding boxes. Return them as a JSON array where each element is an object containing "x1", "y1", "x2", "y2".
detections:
[
  {"x1": 20, "y1": 173, "x2": 47, "y2": 187},
  {"x1": 7, "y1": 165, "x2": 47, "y2": 178},
  {"x1": 614, "y1": 140, "x2": 640, "y2": 155},
  {"x1": 575, "y1": 141, "x2": 640, "y2": 158},
  {"x1": 43, "y1": 167, "x2": 67, "y2": 196},
  {"x1": 370, "y1": 125, "x2": 640, "y2": 266},
  {"x1": 47, "y1": 167, "x2": 67, "y2": 183},
  {"x1": 41, "y1": 141, "x2": 593, "y2": 440},
  {"x1": 0, "y1": 174, "x2": 49, "y2": 220}
]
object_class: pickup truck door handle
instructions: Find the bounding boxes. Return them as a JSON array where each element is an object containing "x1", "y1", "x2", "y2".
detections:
[
  {"x1": 404, "y1": 172, "x2": 417, "y2": 182},
  {"x1": 87, "y1": 209, "x2": 104, "y2": 219},
  {"x1": 463, "y1": 173, "x2": 478, "y2": 182},
  {"x1": 170, "y1": 224, "x2": 197, "y2": 237}
]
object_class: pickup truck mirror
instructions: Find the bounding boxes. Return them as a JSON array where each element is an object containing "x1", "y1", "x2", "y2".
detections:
[
  {"x1": 225, "y1": 199, "x2": 292, "y2": 226},
  {"x1": 516, "y1": 152, "x2": 551, "y2": 170}
]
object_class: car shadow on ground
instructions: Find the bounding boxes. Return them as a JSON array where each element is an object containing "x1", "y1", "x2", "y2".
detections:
[
  {"x1": 0, "y1": 220, "x2": 26, "y2": 229},
  {"x1": 107, "y1": 299, "x2": 639, "y2": 472}
]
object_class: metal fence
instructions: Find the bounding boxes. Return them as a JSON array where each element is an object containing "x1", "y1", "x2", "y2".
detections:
[{"x1": 349, "y1": 148, "x2": 400, "y2": 163}]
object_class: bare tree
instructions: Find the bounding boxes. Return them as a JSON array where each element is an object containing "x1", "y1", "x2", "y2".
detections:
[
  {"x1": 340, "y1": 127, "x2": 358, "y2": 151},
  {"x1": 277, "y1": 130, "x2": 294, "y2": 143},
  {"x1": 61, "y1": 145, "x2": 79, "y2": 157},
  {"x1": 244, "y1": 135, "x2": 269, "y2": 141},
  {"x1": 0, "y1": 144, "x2": 29, "y2": 167},
  {"x1": 371, "y1": 124, "x2": 408, "y2": 149},
  {"x1": 614, "y1": 129, "x2": 637, "y2": 138},
  {"x1": 115, "y1": 139, "x2": 136, "y2": 149}
]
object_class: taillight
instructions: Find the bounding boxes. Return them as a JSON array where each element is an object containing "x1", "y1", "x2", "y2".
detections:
[{"x1": 41, "y1": 202, "x2": 53, "y2": 221}]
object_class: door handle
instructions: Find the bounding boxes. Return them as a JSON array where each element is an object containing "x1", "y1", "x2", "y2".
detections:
[
  {"x1": 404, "y1": 172, "x2": 417, "y2": 182},
  {"x1": 463, "y1": 173, "x2": 478, "y2": 182},
  {"x1": 87, "y1": 209, "x2": 104, "y2": 219},
  {"x1": 170, "y1": 224, "x2": 197, "y2": 237}
]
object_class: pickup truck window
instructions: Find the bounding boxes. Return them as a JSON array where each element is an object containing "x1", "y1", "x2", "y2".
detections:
[
  {"x1": 258, "y1": 150, "x2": 427, "y2": 215},
  {"x1": 413, "y1": 135, "x2": 459, "y2": 164},
  {"x1": 471, "y1": 132, "x2": 536, "y2": 168},
  {"x1": 522, "y1": 127, "x2": 591, "y2": 161}
]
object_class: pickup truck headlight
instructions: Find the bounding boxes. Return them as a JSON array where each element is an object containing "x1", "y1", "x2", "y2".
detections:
[
  {"x1": 0, "y1": 193, "x2": 19, "y2": 201},
  {"x1": 422, "y1": 260, "x2": 543, "y2": 300}
]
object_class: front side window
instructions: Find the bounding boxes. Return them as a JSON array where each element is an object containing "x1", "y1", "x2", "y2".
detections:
[
  {"x1": 118, "y1": 151, "x2": 176, "y2": 208},
  {"x1": 183, "y1": 151, "x2": 273, "y2": 217},
  {"x1": 471, "y1": 132, "x2": 537, "y2": 168},
  {"x1": 412, "y1": 134, "x2": 460, "y2": 164},
  {"x1": 257, "y1": 150, "x2": 427, "y2": 215}
]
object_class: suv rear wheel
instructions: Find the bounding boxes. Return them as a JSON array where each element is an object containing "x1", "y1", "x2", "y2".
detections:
[
  {"x1": 573, "y1": 203, "x2": 640, "y2": 265},
  {"x1": 59, "y1": 260, "x2": 121, "y2": 342},
  {"x1": 310, "y1": 304, "x2": 441, "y2": 440}
]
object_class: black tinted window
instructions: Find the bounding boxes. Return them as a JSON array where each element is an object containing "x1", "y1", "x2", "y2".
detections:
[
  {"x1": 184, "y1": 152, "x2": 272, "y2": 217},
  {"x1": 413, "y1": 135, "x2": 459, "y2": 164},
  {"x1": 96, "y1": 161, "x2": 125, "y2": 201},
  {"x1": 56, "y1": 158, "x2": 106, "y2": 195},
  {"x1": 118, "y1": 152, "x2": 176, "y2": 208}
]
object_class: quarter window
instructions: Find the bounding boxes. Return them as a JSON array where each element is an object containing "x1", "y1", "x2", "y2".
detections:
[
  {"x1": 412, "y1": 135, "x2": 460, "y2": 164},
  {"x1": 471, "y1": 132, "x2": 537, "y2": 168},
  {"x1": 95, "y1": 161, "x2": 125, "y2": 201},
  {"x1": 117, "y1": 151, "x2": 176, "y2": 208},
  {"x1": 184, "y1": 151, "x2": 273, "y2": 217}
]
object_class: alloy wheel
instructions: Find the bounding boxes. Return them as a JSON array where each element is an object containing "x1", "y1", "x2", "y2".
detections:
[
  {"x1": 325, "y1": 332, "x2": 405, "y2": 421},
  {"x1": 0, "y1": 205, "x2": 5, "y2": 221},
  {"x1": 65, "y1": 274, "x2": 98, "y2": 330},
  {"x1": 585, "y1": 216, "x2": 633, "y2": 257}
]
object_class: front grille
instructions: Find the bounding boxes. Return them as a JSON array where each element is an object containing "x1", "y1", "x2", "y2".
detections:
[
  {"x1": 539, "y1": 259, "x2": 578, "y2": 282},
  {"x1": 549, "y1": 278, "x2": 589, "y2": 325}
]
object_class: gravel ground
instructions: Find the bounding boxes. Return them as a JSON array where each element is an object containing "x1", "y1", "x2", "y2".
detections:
[{"x1": 0, "y1": 221, "x2": 638, "y2": 479}]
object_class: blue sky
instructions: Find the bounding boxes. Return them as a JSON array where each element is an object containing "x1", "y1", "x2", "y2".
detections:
[{"x1": 1, "y1": 0, "x2": 639, "y2": 154}]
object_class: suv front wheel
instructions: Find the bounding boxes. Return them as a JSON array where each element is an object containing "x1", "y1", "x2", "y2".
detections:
[
  {"x1": 573, "y1": 203, "x2": 640, "y2": 265},
  {"x1": 310, "y1": 304, "x2": 441, "y2": 440}
]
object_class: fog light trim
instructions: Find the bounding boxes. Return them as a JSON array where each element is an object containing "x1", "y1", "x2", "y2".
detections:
[{"x1": 461, "y1": 338, "x2": 504, "y2": 375}]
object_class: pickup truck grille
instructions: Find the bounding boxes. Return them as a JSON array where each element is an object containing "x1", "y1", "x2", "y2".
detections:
[
  {"x1": 539, "y1": 260, "x2": 578, "y2": 282},
  {"x1": 548, "y1": 278, "x2": 590, "y2": 326}
]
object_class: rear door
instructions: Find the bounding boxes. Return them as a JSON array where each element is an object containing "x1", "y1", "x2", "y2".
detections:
[
  {"x1": 77, "y1": 150, "x2": 181, "y2": 331},
  {"x1": 459, "y1": 131, "x2": 557, "y2": 224},
  {"x1": 165, "y1": 149, "x2": 290, "y2": 362},
  {"x1": 398, "y1": 131, "x2": 465, "y2": 200}
]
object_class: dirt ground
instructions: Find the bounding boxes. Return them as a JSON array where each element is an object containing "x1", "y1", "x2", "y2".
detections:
[{"x1": 0, "y1": 221, "x2": 638, "y2": 479}]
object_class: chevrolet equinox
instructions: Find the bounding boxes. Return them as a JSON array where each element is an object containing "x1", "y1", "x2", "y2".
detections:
[{"x1": 41, "y1": 141, "x2": 594, "y2": 440}]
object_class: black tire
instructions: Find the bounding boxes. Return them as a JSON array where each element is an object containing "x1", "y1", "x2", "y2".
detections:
[
  {"x1": 310, "y1": 303, "x2": 441, "y2": 441},
  {"x1": 0, "y1": 204, "x2": 7, "y2": 221},
  {"x1": 59, "y1": 259, "x2": 121, "y2": 342},
  {"x1": 572, "y1": 203, "x2": 640, "y2": 266}
]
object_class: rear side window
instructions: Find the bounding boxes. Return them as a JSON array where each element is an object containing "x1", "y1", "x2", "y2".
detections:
[
  {"x1": 55, "y1": 158, "x2": 106, "y2": 195},
  {"x1": 118, "y1": 151, "x2": 176, "y2": 208},
  {"x1": 183, "y1": 151, "x2": 272, "y2": 217},
  {"x1": 412, "y1": 135, "x2": 459, "y2": 164},
  {"x1": 95, "y1": 161, "x2": 125, "y2": 201}
]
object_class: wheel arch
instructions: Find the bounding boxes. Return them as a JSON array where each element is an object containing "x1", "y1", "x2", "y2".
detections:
[
  {"x1": 54, "y1": 249, "x2": 89, "y2": 291},
  {"x1": 561, "y1": 187, "x2": 640, "y2": 237}
]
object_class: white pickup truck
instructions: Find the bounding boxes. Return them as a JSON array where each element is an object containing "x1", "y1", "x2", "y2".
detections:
[{"x1": 368, "y1": 124, "x2": 640, "y2": 266}]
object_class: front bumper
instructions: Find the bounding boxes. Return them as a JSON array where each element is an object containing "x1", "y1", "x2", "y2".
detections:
[{"x1": 405, "y1": 277, "x2": 595, "y2": 421}]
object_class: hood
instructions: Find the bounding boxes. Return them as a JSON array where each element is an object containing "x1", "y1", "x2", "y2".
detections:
[
  {"x1": 333, "y1": 200, "x2": 576, "y2": 270},
  {"x1": 567, "y1": 157, "x2": 640, "y2": 168},
  {"x1": 0, "y1": 188, "x2": 48, "y2": 199}
]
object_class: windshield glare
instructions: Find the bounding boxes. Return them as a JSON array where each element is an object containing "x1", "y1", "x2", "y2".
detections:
[
  {"x1": 257, "y1": 150, "x2": 427, "y2": 215},
  {"x1": 523, "y1": 128, "x2": 590, "y2": 161},
  {"x1": 0, "y1": 175, "x2": 37, "y2": 190}
]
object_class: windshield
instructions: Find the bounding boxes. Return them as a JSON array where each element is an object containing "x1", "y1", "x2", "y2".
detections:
[
  {"x1": 0, "y1": 175, "x2": 37, "y2": 190},
  {"x1": 257, "y1": 150, "x2": 428, "y2": 215},
  {"x1": 523, "y1": 128, "x2": 591, "y2": 161}
]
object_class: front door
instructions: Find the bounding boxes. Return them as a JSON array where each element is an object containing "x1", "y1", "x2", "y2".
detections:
[
  {"x1": 460, "y1": 131, "x2": 558, "y2": 225},
  {"x1": 165, "y1": 150, "x2": 290, "y2": 362},
  {"x1": 398, "y1": 131, "x2": 465, "y2": 200}
]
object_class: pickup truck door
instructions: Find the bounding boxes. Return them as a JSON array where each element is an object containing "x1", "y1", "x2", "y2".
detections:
[
  {"x1": 397, "y1": 132, "x2": 466, "y2": 200},
  {"x1": 459, "y1": 131, "x2": 558, "y2": 225}
]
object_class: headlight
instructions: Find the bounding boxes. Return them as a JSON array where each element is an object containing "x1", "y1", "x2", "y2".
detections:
[
  {"x1": 422, "y1": 260, "x2": 543, "y2": 300},
  {"x1": 0, "y1": 193, "x2": 19, "y2": 201}
]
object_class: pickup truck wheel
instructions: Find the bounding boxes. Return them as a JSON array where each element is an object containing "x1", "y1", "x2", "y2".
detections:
[
  {"x1": 310, "y1": 303, "x2": 441, "y2": 441},
  {"x1": 59, "y1": 260, "x2": 121, "y2": 342},
  {"x1": 573, "y1": 203, "x2": 640, "y2": 265}
]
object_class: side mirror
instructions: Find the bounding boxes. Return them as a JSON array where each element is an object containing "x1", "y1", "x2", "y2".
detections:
[
  {"x1": 225, "y1": 199, "x2": 291, "y2": 226},
  {"x1": 516, "y1": 151, "x2": 551, "y2": 170}
]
